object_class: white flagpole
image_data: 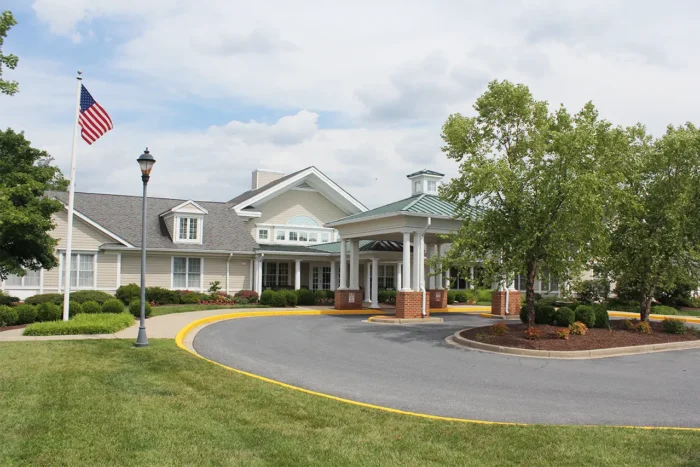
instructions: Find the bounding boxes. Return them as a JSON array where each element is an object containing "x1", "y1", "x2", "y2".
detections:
[{"x1": 62, "y1": 70, "x2": 83, "y2": 321}]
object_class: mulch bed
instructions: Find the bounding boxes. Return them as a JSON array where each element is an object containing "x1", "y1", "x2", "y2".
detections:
[
  {"x1": 0, "y1": 324, "x2": 28, "y2": 333},
  {"x1": 461, "y1": 321, "x2": 700, "y2": 351}
]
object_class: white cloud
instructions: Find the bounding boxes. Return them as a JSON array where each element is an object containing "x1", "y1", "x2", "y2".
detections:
[{"x1": 210, "y1": 110, "x2": 319, "y2": 146}]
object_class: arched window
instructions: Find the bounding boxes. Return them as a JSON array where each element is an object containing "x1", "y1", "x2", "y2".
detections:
[{"x1": 287, "y1": 215, "x2": 319, "y2": 226}]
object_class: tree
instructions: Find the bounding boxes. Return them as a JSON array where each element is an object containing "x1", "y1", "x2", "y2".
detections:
[
  {"x1": 0, "y1": 11, "x2": 18, "y2": 96},
  {"x1": 439, "y1": 80, "x2": 626, "y2": 328},
  {"x1": 0, "y1": 129, "x2": 67, "y2": 280},
  {"x1": 604, "y1": 124, "x2": 700, "y2": 321}
]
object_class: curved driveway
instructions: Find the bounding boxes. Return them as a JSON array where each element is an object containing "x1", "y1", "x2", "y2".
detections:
[{"x1": 193, "y1": 314, "x2": 700, "y2": 427}]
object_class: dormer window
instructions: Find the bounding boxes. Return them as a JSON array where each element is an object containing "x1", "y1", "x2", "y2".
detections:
[
  {"x1": 176, "y1": 216, "x2": 202, "y2": 242},
  {"x1": 414, "y1": 181, "x2": 421, "y2": 193},
  {"x1": 428, "y1": 181, "x2": 437, "y2": 192}
]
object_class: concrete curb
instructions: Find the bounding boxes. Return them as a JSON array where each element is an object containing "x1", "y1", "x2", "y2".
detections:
[
  {"x1": 366, "y1": 316, "x2": 444, "y2": 324},
  {"x1": 607, "y1": 310, "x2": 700, "y2": 324},
  {"x1": 448, "y1": 330, "x2": 700, "y2": 359}
]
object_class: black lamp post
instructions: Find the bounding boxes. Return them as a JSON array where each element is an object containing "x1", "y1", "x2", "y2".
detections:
[{"x1": 135, "y1": 148, "x2": 155, "y2": 347}]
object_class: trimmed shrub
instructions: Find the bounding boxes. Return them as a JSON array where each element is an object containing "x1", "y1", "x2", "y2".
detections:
[
  {"x1": 270, "y1": 291, "x2": 288, "y2": 308},
  {"x1": 447, "y1": 291, "x2": 456, "y2": 305},
  {"x1": 37, "y1": 302, "x2": 61, "y2": 322},
  {"x1": 15, "y1": 304, "x2": 38, "y2": 325},
  {"x1": 554, "y1": 307, "x2": 575, "y2": 327},
  {"x1": 259, "y1": 290, "x2": 277, "y2": 306},
  {"x1": 490, "y1": 323, "x2": 508, "y2": 336},
  {"x1": 129, "y1": 300, "x2": 152, "y2": 318},
  {"x1": 378, "y1": 290, "x2": 391, "y2": 304},
  {"x1": 179, "y1": 291, "x2": 203, "y2": 304},
  {"x1": 314, "y1": 290, "x2": 328, "y2": 300},
  {"x1": 69, "y1": 301, "x2": 83, "y2": 317},
  {"x1": 146, "y1": 286, "x2": 180, "y2": 305},
  {"x1": 455, "y1": 291, "x2": 467, "y2": 303},
  {"x1": 637, "y1": 321, "x2": 652, "y2": 334},
  {"x1": 102, "y1": 299, "x2": 125, "y2": 314},
  {"x1": 662, "y1": 318, "x2": 686, "y2": 334},
  {"x1": 23, "y1": 313, "x2": 134, "y2": 336},
  {"x1": 116, "y1": 284, "x2": 140, "y2": 304},
  {"x1": 0, "y1": 292, "x2": 20, "y2": 306},
  {"x1": 69, "y1": 290, "x2": 115, "y2": 304},
  {"x1": 624, "y1": 319, "x2": 639, "y2": 331},
  {"x1": 569, "y1": 321, "x2": 588, "y2": 336},
  {"x1": 651, "y1": 305, "x2": 678, "y2": 316},
  {"x1": 234, "y1": 290, "x2": 259, "y2": 304},
  {"x1": 556, "y1": 329, "x2": 570, "y2": 340},
  {"x1": 592, "y1": 305, "x2": 610, "y2": 329},
  {"x1": 536, "y1": 296, "x2": 558, "y2": 308},
  {"x1": 535, "y1": 305, "x2": 555, "y2": 325},
  {"x1": 24, "y1": 293, "x2": 63, "y2": 306},
  {"x1": 575, "y1": 305, "x2": 597, "y2": 328},
  {"x1": 81, "y1": 300, "x2": 102, "y2": 314},
  {"x1": 569, "y1": 302, "x2": 581, "y2": 311},
  {"x1": 0, "y1": 305, "x2": 19, "y2": 326},
  {"x1": 476, "y1": 289, "x2": 492, "y2": 302},
  {"x1": 523, "y1": 327, "x2": 540, "y2": 340},
  {"x1": 296, "y1": 288, "x2": 315, "y2": 306},
  {"x1": 282, "y1": 289, "x2": 298, "y2": 307}
]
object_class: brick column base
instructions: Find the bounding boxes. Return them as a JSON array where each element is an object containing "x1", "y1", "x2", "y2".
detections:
[
  {"x1": 491, "y1": 290, "x2": 522, "y2": 316},
  {"x1": 334, "y1": 290, "x2": 363, "y2": 310},
  {"x1": 428, "y1": 289, "x2": 447, "y2": 309},
  {"x1": 396, "y1": 291, "x2": 430, "y2": 318}
]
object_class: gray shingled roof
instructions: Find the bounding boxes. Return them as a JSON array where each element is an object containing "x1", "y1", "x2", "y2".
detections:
[
  {"x1": 50, "y1": 191, "x2": 258, "y2": 252},
  {"x1": 227, "y1": 168, "x2": 307, "y2": 206}
]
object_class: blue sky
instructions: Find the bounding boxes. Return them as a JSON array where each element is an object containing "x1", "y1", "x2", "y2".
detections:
[{"x1": 2, "y1": 1, "x2": 700, "y2": 207}]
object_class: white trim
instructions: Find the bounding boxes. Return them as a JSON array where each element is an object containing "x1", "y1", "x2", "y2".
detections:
[
  {"x1": 174, "y1": 215, "x2": 204, "y2": 244},
  {"x1": 237, "y1": 210, "x2": 262, "y2": 218},
  {"x1": 161, "y1": 200, "x2": 209, "y2": 215},
  {"x1": 116, "y1": 253, "x2": 122, "y2": 289},
  {"x1": 232, "y1": 167, "x2": 367, "y2": 215},
  {"x1": 249, "y1": 260, "x2": 254, "y2": 289},
  {"x1": 326, "y1": 210, "x2": 453, "y2": 228},
  {"x1": 39, "y1": 268, "x2": 44, "y2": 294},
  {"x1": 201, "y1": 257, "x2": 205, "y2": 290},
  {"x1": 60, "y1": 205, "x2": 136, "y2": 248},
  {"x1": 58, "y1": 251, "x2": 98, "y2": 291},
  {"x1": 93, "y1": 253, "x2": 98, "y2": 290},
  {"x1": 170, "y1": 256, "x2": 205, "y2": 291}
]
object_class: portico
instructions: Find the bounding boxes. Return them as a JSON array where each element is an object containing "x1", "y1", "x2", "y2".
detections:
[{"x1": 326, "y1": 170, "x2": 464, "y2": 318}]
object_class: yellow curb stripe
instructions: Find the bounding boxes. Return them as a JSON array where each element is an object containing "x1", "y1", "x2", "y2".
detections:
[
  {"x1": 175, "y1": 311, "x2": 700, "y2": 432},
  {"x1": 607, "y1": 311, "x2": 700, "y2": 324}
]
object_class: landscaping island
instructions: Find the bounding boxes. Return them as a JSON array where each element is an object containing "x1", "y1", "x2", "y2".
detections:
[{"x1": 461, "y1": 321, "x2": 700, "y2": 352}]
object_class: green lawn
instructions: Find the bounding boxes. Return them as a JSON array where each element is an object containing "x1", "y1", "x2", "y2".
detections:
[
  {"x1": 1, "y1": 340, "x2": 698, "y2": 466},
  {"x1": 150, "y1": 303, "x2": 269, "y2": 317}
]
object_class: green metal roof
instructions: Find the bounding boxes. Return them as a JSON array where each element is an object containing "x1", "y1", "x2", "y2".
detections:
[
  {"x1": 328, "y1": 194, "x2": 476, "y2": 225},
  {"x1": 406, "y1": 169, "x2": 445, "y2": 178},
  {"x1": 312, "y1": 240, "x2": 404, "y2": 253}
]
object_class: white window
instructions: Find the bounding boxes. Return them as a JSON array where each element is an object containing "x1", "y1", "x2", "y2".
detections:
[
  {"x1": 289, "y1": 231, "x2": 298, "y2": 241},
  {"x1": 428, "y1": 181, "x2": 437, "y2": 192},
  {"x1": 172, "y1": 257, "x2": 202, "y2": 289},
  {"x1": 178, "y1": 217, "x2": 201, "y2": 241},
  {"x1": 262, "y1": 262, "x2": 289, "y2": 288},
  {"x1": 414, "y1": 181, "x2": 421, "y2": 192},
  {"x1": 258, "y1": 229, "x2": 269, "y2": 240},
  {"x1": 5, "y1": 269, "x2": 40, "y2": 287},
  {"x1": 321, "y1": 233, "x2": 330, "y2": 243},
  {"x1": 60, "y1": 253, "x2": 96, "y2": 289},
  {"x1": 299, "y1": 232, "x2": 308, "y2": 242},
  {"x1": 308, "y1": 232, "x2": 318, "y2": 243},
  {"x1": 378, "y1": 265, "x2": 395, "y2": 290},
  {"x1": 276, "y1": 230, "x2": 286, "y2": 241}
]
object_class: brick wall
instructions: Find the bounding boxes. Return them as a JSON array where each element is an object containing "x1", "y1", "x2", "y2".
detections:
[
  {"x1": 428, "y1": 289, "x2": 447, "y2": 310},
  {"x1": 396, "y1": 291, "x2": 430, "y2": 318},
  {"x1": 491, "y1": 291, "x2": 522, "y2": 316},
  {"x1": 334, "y1": 290, "x2": 363, "y2": 310}
]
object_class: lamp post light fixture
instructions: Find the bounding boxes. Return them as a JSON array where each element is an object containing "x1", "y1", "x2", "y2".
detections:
[{"x1": 135, "y1": 147, "x2": 155, "y2": 347}]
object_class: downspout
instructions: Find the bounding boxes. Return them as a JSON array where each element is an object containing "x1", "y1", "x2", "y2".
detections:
[
  {"x1": 504, "y1": 273, "x2": 510, "y2": 317},
  {"x1": 258, "y1": 253, "x2": 265, "y2": 294},
  {"x1": 421, "y1": 217, "x2": 432, "y2": 317},
  {"x1": 226, "y1": 253, "x2": 233, "y2": 295}
]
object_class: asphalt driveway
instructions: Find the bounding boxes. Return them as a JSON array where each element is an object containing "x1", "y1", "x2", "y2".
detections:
[{"x1": 193, "y1": 314, "x2": 700, "y2": 427}]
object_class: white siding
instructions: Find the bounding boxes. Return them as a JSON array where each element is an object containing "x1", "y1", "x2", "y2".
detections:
[
  {"x1": 52, "y1": 210, "x2": 115, "y2": 251},
  {"x1": 251, "y1": 190, "x2": 347, "y2": 236}
]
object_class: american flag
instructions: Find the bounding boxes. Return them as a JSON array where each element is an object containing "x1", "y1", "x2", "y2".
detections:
[{"x1": 79, "y1": 84, "x2": 113, "y2": 145}]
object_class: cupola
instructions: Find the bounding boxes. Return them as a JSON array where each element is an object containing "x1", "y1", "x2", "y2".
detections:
[{"x1": 406, "y1": 169, "x2": 444, "y2": 196}]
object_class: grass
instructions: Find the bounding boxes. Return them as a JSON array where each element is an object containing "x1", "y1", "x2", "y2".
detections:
[
  {"x1": 1, "y1": 340, "x2": 699, "y2": 466},
  {"x1": 22, "y1": 313, "x2": 134, "y2": 336},
  {"x1": 150, "y1": 303, "x2": 269, "y2": 317}
]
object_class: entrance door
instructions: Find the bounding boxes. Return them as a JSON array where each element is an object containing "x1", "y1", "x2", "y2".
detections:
[{"x1": 311, "y1": 265, "x2": 331, "y2": 291}]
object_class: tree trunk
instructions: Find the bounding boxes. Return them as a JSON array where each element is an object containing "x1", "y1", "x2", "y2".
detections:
[
  {"x1": 526, "y1": 261, "x2": 537, "y2": 329},
  {"x1": 640, "y1": 292, "x2": 654, "y2": 322}
]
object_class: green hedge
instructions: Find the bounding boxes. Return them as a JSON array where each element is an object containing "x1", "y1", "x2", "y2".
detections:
[
  {"x1": 0, "y1": 305, "x2": 19, "y2": 326},
  {"x1": 16, "y1": 304, "x2": 38, "y2": 325},
  {"x1": 662, "y1": 319, "x2": 686, "y2": 334},
  {"x1": 0, "y1": 292, "x2": 19, "y2": 306},
  {"x1": 475, "y1": 289, "x2": 492, "y2": 302},
  {"x1": 81, "y1": 301, "x2": 102, "y2": 314},
  {"x1": 129, "y1": 300, "x2": 152, "y2": 318},
  {"x1": 592, "y1": 304, "x2": 610, "y2": 329},
  {"x1": 282, "y1": 290, "x2": 298, "y2": 307},
  {"x1": 69, "y1": 301, "x2": 83, "y2": 316},
  {"x1": 455, "y1": 291, "x2": 467, "y2": 303},
  {"x1": 116, "y1": 284, "x2": 140, "y2": 304},
  {"x1": 68, "y1": 290, "x2": 115, "y2": 304},
  {"x1": 575, "y1": 305, "x2": 597, "y2": 328},
  {"x1": 102, "y1": 299, "x2": 126, "y2": 314},
  {"x1": 37, "y1": 303, "x2": 61, "y2": 322},
  {"x1": 296, "y1": 289, "x2": 315, "y2": 306},
  {"x1": 24, "y1": 293, "x2": 63, "y2": 306},
  {"x1": 554, "y1": 307, "x2": 576, "y2": 326},
  {"x1": 23, "y1": 313, "x2": 134, "y2": 336},
  {"x1": 651, "y1": 305, "x2": 679, "y2": 316},
  {"x1": 447, "y1": 291, "x2": 456, "y2": 305}
]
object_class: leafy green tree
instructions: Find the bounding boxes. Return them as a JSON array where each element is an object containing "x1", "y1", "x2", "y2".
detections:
[
  {"x1": 0, "y1": 129, "x2": 67, "y2": 280},
  {"x1": 605, "y1": 124, "x2": 700, "y2": 321},
  {"x1": 439, "y1": 80, "x2": 626, "y2": 328},
  {"x1": 0, "y1": 11, "x2": 18, "y2": 96}
]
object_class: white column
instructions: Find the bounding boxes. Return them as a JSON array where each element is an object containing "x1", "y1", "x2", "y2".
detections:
[
  {"x1": 428, "y1": 244, "x2": 436, "y2": 290},
  {"x1": 436, "y1": 245, "x2": 443, "y2": 289},
  {"x1": 295, "y1": 259, "x2": 301, "y2": 290},
  {"x1": 396, "y1": 262, "x2": 402, "y2": 291},
  {"x1": 445, "y1": 263, "x2": 451, "y2": 290},
  {"x1": 371, "y1": 257, "x2": 380, "y2": 308},
  {"x1": 308, "y1": 264, "x2": 314, "y2": 291},
  {"x1": 364, "y1": 261, "x2": 371, "y2": 303},
  {"x1": 412, "y1": 232, "x2": 423, "y2": 292},
  {"x1": 255, "y1": 256, "x2": 264, "y2": 294},
  {"x1": 349, "y1": 239, "x2": 359, "y2": 289},
  {"x1": 330, "y1": 260, "x2": 337, "y2": 291},
  {"x1": 402, "y1": 232, "x2": 412, "y2": 291},
  {"x1": 339, "y1": 238, "x2": 347, "y2": 289}
]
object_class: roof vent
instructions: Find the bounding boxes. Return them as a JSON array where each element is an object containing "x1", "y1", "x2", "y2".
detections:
[{"x1": 406, "y1": 169, "x2": 444, "y2": 196}]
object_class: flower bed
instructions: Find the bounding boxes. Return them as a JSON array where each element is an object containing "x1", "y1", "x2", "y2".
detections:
[{"x1": 461, "y1": 320, "x2": 699, "y2": 351}]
